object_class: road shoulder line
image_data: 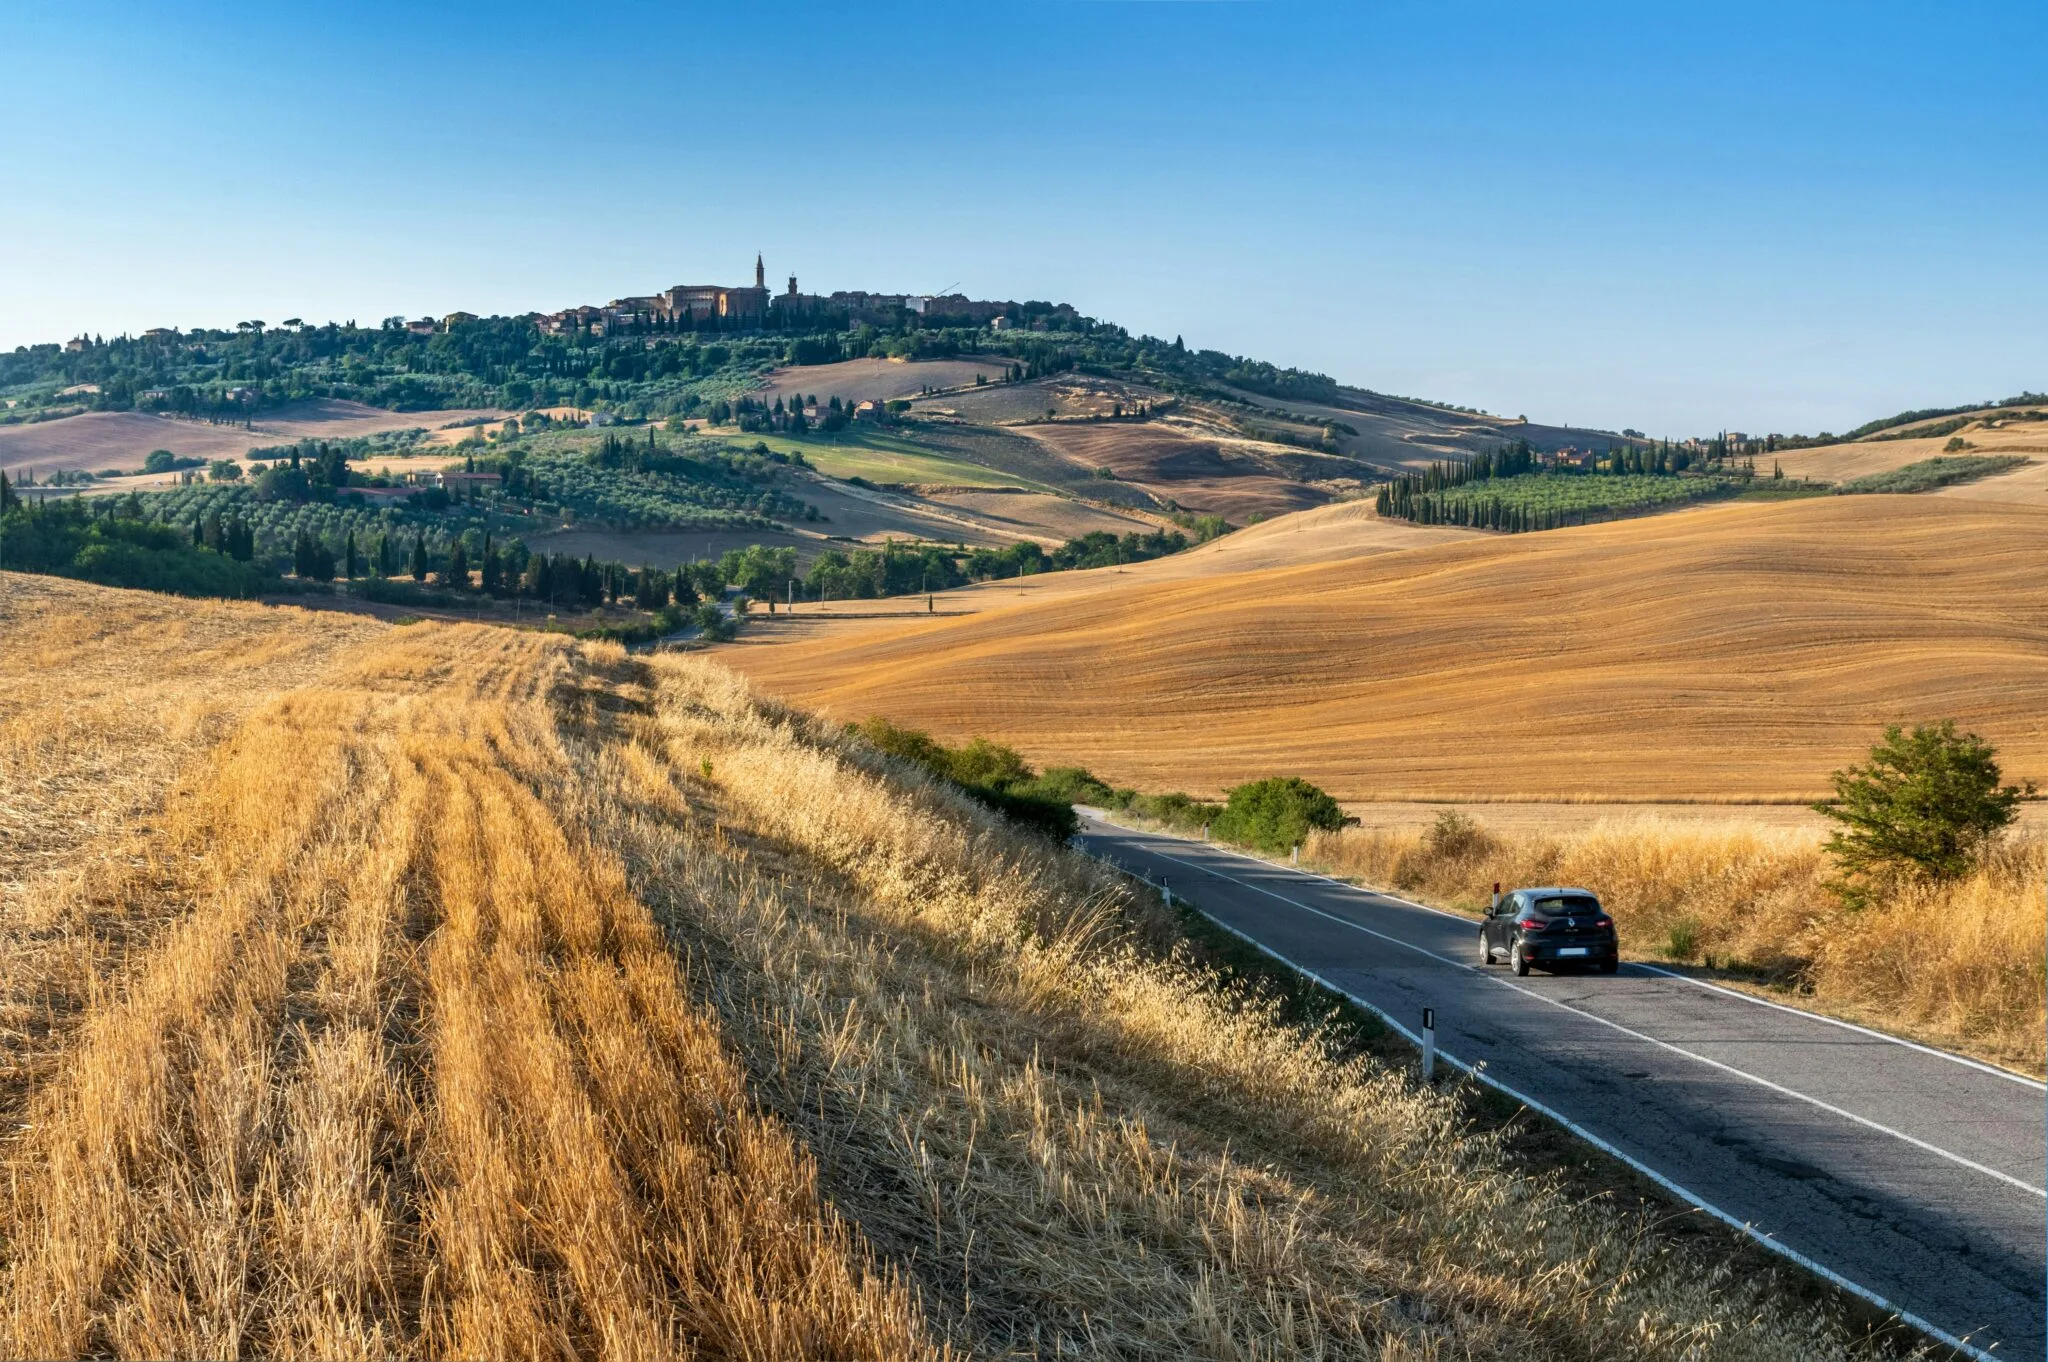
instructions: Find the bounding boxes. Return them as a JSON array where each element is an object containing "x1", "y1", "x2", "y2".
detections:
[
  {"x1": 1112, "y1": 834, "x2": 2045, "y2": 1200},
  {"x1": 1102, "y1": 852, "x2": 2000, "y2": 1362},
  {"x1": 1087, "y1": 813, "x2": 2046, "y2": 1091}
]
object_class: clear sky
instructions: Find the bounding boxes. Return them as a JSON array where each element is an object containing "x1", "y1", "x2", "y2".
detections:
[{"x1": 4, "y1": 1, "x2": 2041, "y2": 436}]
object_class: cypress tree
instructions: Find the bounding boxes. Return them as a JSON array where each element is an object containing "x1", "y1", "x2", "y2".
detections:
[
  {"x1": 446, "y1": 539, "x2": 469, "y2": 589},
  {"x1": 410, "y1": 533, "x2": 428, "y2": 582}
]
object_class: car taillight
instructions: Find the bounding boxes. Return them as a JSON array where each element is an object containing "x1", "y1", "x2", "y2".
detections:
[
  {"x1": 1517, "y1": 918, "x2": 1544, "y2": 931},
  {"x1": 1595, "y1": 917, "x2": 1612, "y2": 928}
]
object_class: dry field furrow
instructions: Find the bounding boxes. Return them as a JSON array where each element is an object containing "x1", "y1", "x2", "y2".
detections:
[
  {"x1": 0, "y1": 583, "x2": 1945, "y2": 1358},
  {"x1": 0, "y1": 574, "x2": 384, "y2": 901},
  {"x1": 0, "y1": 615, "x2": 941, "y2": 1360},
  {"x1": 728, "y1": 495, "x2": 2048, "y2": 802}
]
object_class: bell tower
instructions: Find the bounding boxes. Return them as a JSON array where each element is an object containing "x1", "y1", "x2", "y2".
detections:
[{"x1": 754, "y1": 253, "x2": 765, "y2": 289}]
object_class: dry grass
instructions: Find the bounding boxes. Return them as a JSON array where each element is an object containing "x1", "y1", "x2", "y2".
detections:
[
  {"x1": 729, "y1": 494, "x2": 2048, "y2": 802},
  {"x1": 0, "y1": 582, "x2": 1933, "y2": 1357},
  {"x1": 616, "y1": 658, "x2": 1908, "y2": 1359},
  {"x1": 1304, "y1": 814, "x2": 2046, "y2": 1074},
  {"x1": 0, "y1": 574, "x2": 384, "y2": 899},
  {"x1": 0, "y1": 607, "x2": 937, "y2": 1359}
]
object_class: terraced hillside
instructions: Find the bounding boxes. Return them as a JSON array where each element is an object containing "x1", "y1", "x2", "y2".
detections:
[
  {"x1": 0, "y1": 575, "x2": 1901, "y2": 1360},
  {"x1": 731, "y1": 494, "x2": 2048, "y2": 802}
]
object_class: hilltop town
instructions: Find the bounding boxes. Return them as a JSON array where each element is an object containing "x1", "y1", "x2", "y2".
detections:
[{"x1": 531, "y1": 256, "x2": 1080, "y2": 338}]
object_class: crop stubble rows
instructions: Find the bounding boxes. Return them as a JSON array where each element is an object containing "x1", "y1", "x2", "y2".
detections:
[{"x1": 0, "y1": 582, "x2": 1922, "y2": 1358}]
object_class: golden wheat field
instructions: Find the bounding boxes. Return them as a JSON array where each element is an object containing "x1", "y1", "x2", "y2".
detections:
[
  {"x1": 0, "y1": 573, "x2": 1922, "y2": 1360},
  {"x1": 730, "y1": 494, "x2": 2048, "y2": 802}
]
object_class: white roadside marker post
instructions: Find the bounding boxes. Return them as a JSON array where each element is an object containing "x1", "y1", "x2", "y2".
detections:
[
  {"x1": 1422, "y1": 1007, "x2": 1437, "y2": 1083},
  {"x1": 1290, "y1": 844, "x2": 1299, "y2": 865}
]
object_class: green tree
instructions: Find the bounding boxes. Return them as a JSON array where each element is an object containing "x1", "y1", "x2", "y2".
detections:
[
  {"x1": 1814, "y1": 721, "x2": 2032, "y2": 883},
  {"x1": 1212, "y1": 776, "x2": 1350, "y2": 855},
  {"x1": 445, "y1": 538, "x2": 469, "y2": 589},
  {"x1": 410, "y1": 532, "x2": 428, "y2": 583}
]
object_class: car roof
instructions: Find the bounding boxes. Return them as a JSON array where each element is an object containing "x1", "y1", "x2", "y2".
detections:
[{"x1": 1514, "y1": 886, "x2": 1599, "y2": 898}]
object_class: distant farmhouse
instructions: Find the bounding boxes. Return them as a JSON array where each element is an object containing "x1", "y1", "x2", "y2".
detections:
[{"x1": 535, "y1": 256, "x2": 1073, "y2": 337}]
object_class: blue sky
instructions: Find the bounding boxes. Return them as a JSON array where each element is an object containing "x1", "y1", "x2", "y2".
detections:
[{"x1": 4, "y1": 1, "x2": 2041, "y2": 435}]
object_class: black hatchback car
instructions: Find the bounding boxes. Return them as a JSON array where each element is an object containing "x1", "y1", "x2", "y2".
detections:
[{"x1": 1480, "y1": 887, "x2": 1618, "y2": 975}]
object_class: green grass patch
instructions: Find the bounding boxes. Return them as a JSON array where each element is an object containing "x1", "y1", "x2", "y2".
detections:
[
  {"x1": 1833, "y1": 455, "x2": 2029, "y2": 495},
  {"x1": 747, "y1": 429, "x2": 1041, "y2": 489}
]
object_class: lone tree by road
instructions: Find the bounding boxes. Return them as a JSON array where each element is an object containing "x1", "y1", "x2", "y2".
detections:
[
  {"x1": 1213, "y1": 776, "x2": 1352, "y2": 855},
  {"x1": 1814, "y1": 721, "x2": 2032, "y2": 886}
]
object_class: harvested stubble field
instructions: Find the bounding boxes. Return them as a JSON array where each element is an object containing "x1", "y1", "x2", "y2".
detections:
[
  {"x1": 753, "y1": 356, "x2": 1013, "y2": 407},
  {"x1": 913, "y1": 374, "x2": 1172, "y2": 426},
  {"x1": 1021, "y1": 421, "x2": 1335, "y2": 522},
  {"x1": 0, "y1": 575, "x2": 1920, "y2": 1359},
  {"x1": 0, "y1": 400, "x2": 504, "y2": 477},
  {"x1": 730, "y1": 494, "x2": 2048, "y2": 803}
]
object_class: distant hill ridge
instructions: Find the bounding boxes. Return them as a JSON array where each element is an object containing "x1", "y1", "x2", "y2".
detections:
[{"x1": 4, "y1": 285, "x2": 2035, "y2": 453}]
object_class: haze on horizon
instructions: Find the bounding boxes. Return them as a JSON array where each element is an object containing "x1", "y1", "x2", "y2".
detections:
[{"x1": 3, "y1": 0, "x2": 2040, "y2": 437}]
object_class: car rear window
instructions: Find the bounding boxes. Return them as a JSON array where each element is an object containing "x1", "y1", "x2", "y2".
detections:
[{"x1": 1531, "y1": 895, "x2": 1601, "y2": 915}]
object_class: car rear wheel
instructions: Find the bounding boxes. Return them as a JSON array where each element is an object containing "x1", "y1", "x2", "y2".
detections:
[
  {"x1": 1510, "y1": 940, "x2": 1530, "y2": 976},
  {"x1": 1598, "y1": 957, "x2": 1619, "y2": 974}
]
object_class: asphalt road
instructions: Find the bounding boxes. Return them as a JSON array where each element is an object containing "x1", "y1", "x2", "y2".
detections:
[{"x1": 1075, "y1": 814, "x2": 2047, "y2": 1358}]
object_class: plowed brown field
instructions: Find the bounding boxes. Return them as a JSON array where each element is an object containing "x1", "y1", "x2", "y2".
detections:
[
  {"x1": 728, "y1": 494, "x2": 2048, "y2": 801},
  {"x1": 1021, "y1": 421, "x2": 1333, "y2": 521}
]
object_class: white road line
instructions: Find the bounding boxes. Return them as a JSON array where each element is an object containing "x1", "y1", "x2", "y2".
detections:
[
  {"x1": 1154, "y1": 878, "x2": 2003, "y2": 1362},
  {"x1": 1626, "y1": 960, "x2": 2048, "y2": 1091},
  {"x1": 1114, "y1": 834, "x2": 2046, "y2": 1200},
  {"x1": 1091, "y1": 816, "x2": 2048, "y2": 1091}
]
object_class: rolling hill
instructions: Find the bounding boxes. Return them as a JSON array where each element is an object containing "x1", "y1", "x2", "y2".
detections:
[
  {"x1": 0, "y1": 574, "x2": 1876, "y2": 1359},
  {"x1": 727, "y1": 493, "x2": 2048, "y2": 802},
  {"x1": 0, "y1": 399, "x2": 505, "y2": 478},
  {"x1": 1770, "y1": 401, "x2": 2047, "y2": 500}
]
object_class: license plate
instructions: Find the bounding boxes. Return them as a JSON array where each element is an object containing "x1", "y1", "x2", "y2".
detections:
[{"x1": 1558, "y1": 947, "x2": 1588, "y2": 957}]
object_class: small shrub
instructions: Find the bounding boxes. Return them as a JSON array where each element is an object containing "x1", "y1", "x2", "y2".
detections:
[
  {"x1": 1665, "y1": 918, "x2": 1702, "y2": 960},
  {"x1": 847, "y1": 717, "x2": 1076, "y2": 839},
  {"x1": 1423, "y1": 809, "x2": 1494, "y2": 860},
  {"x1": 1212, "y1": 776, "x2": 1351, "y2": 855},
  {"x1": 1022, "y1": 766, "x2": 1118, "y2": 806}
]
